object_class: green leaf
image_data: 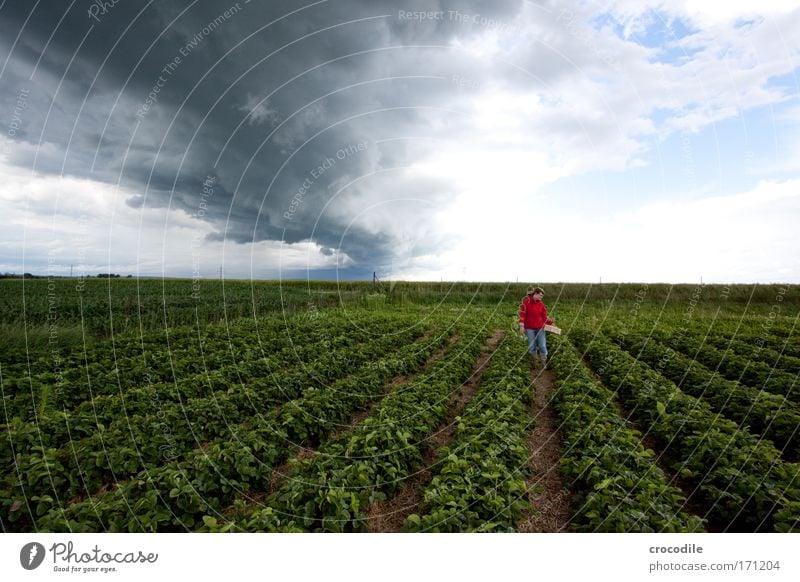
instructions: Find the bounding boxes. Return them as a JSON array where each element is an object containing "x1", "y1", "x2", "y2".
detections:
[
  {"x1": 202, "y1": 515, "x2": 218, "y2": 528},
  {"x1": 595, "y1": 478, "x2": 612, "y2": 491}
]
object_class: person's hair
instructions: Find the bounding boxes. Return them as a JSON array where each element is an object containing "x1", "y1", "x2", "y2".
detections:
[{"x1": 533, "y1": 287, "x2": 544, "y2": 295}]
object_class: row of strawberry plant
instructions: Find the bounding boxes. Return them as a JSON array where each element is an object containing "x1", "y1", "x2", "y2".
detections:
[
  {"x1": 30, "y1": 325, "x2": 453, "y2": 531},
  {"x1": 570, "y1": 329, "x2": 800, "y2": 532},
  {"x1": 5, "y1": 299, "x2": 342, "y2": 375},
  {"x1": 3, "y1": 322, "x2": 425, "y2": 524},
  {"x1": 1, "y1": 326, "x2": 265, "y2": 420},
  {"x1": 0, "y1": 325, "x2": 200, "y2": 377},
  {"x1": 7, "y1": 308, "x2": 419, "y2": 437},
  {"x1": 404, "y1": 334, "x2": 533, "y2": 532},
  {"x1": 653, "y1": 330, "x2": 799, "y2": 404},
  {"x1": 546, "y1": 335, "x2": 706, "y2": 532},
  {"x1": 757, "y1": 323, "x2": 800, "y2": 345},
  {"x1": 2, "y1": 310, "x2": 412, "y2": 461},
  {"x1": 701, "y1": 333, "x2": 800, "y2": 374},
  {"x1": 231, "y1": 320, "x2": 493, "y2": 532},
  {"x1": 1, "y1": 308, "x2": 384, "y2": 420},
  {"x1": 0, "y1": 320, "x2": 256, "y2": 402},
  {"x1": 274, "y1": 333, "x2": 446, "y2": 446},
  {"x1": 612, "y1": 332, "x2": 800, "y2": 460},
  {"x1": 0, "y1": 321, "x2": 399, "y2": 491}
]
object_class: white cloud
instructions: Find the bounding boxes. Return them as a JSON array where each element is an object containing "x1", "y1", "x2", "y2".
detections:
[
  {"x1": 484, "y1": 1, "x2": 800, "y2": 149},
  {"x1": 681, "y1": 0, "x2": 797, "y2": 27},
  {"x1": 0, "y1": 148, "x2": 348, "y2": 277},
  {"x1": 602, "y1": 0, "x2": 798, "y2": 30},
  {"x1": 237, "y1": 93, "x2": 281, "y2": 126},
  {"x1": 408, "y1": 179, "x2": 800, "y2": 283},
  {"x1": 611, "y1": 179, "x2": 800, "y2": 280},
  {"x1": 757, "y1": 133, "x2": 800, "y2": 175}
]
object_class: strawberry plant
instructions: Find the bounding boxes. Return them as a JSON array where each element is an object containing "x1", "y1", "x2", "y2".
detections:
[
  {"x1": 570, "y1": 328, "x2": 800, "y2": 532},
  {"x1": 546, "y1": 335, "x2": 705, "y2": 532}
]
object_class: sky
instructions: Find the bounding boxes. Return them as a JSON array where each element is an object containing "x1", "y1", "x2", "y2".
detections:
[{"x1": 0, "y1": 0, "x2": 798, "y2": 283}]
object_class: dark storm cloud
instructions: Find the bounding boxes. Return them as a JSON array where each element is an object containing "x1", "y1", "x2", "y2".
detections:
[{"x1": 0, "y1": 0, "x2": 524, "y2": 275}]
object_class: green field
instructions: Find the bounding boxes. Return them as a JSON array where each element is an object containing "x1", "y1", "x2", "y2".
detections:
[{"x1": 1, "y1": 279, "x2": 798, "y2": 532}]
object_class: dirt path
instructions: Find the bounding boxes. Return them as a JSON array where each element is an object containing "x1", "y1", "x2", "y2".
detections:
[
  {"x1": 516, "y1": 366, "x2": 572, "y2": 532},
  {"x1": 365, "y1": 329, "x2": 507, "y2": 532}
]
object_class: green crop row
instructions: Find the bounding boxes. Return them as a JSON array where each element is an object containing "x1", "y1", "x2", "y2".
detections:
[
  {"x1": 657, "y1": 331, "x2": 799, "y2": 405},
  {"x1": 0, "y1": 316, "x2": 283, "y2": 396},
  {"x1": 0, "y1": 279, "x2": 344, "y2": 344},
  {"x1": 24, "y1": 325, "x2": 451, "y2": 532},
  {"x1": 404, "y1": 335, "x2": 533, "y2": 532},
  {"x1": 570, "y1": 329, "x2": 800, "y2": 532},
  {"x1": 613, "y1": 332, "x2": 800, "y2": 460},
  {"x1": 1, "y1": 309, "x2": 394, "y2": 419},
  {"x1": 759, "y1": 324, "x2": 800, "y2": 344},
  {"x1": 2, "y1": 321, "x2": 423, "y2": 527},
  {"x1": 2, "y1": 312, "x2": 413, "y2": 459},
  {"x1": 234, "y1": 320, "x2": 494, "y2": 532},
  {"x1": 702, "y1": 333, "x2": 800, "y2": 374},
  {"x1": 547, "y1": 335, "x2": 706, "y2": 532}
]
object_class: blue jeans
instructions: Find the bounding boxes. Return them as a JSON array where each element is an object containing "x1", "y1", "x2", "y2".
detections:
[{"x1": 525, "y1": 328, "x2": 547, "y2": 358}]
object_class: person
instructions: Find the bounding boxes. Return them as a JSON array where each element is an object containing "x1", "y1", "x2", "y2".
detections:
[{"x1": 519, "y1": 286, "x2": 553, "y2": 367}]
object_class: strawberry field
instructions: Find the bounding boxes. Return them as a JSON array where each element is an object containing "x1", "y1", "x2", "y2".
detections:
[{"x1": 1, "y1": 280, "x2": 798, "y2": 532}]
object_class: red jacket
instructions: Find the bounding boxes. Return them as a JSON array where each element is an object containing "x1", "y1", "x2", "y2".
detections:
[{"x1": 519, "y1": 297, "x2": 552, "y2": 329}]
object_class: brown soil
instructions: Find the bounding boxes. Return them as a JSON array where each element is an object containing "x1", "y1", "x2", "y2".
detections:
[
  {"x1": 516, "y1": 367, "x2": 572, "y2": 532},
  {"x1": 365, "y1": 329, "x2": 506, "y2": 532}
]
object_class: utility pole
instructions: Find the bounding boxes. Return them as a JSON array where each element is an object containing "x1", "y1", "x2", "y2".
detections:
[{"x1": 70, "y1": 264, "x2": 73, "y2": 278}]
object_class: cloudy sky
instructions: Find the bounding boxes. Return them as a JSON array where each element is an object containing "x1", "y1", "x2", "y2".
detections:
[{"x1": 1, "y1": 0, "x2": 798, "y2": 283}]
